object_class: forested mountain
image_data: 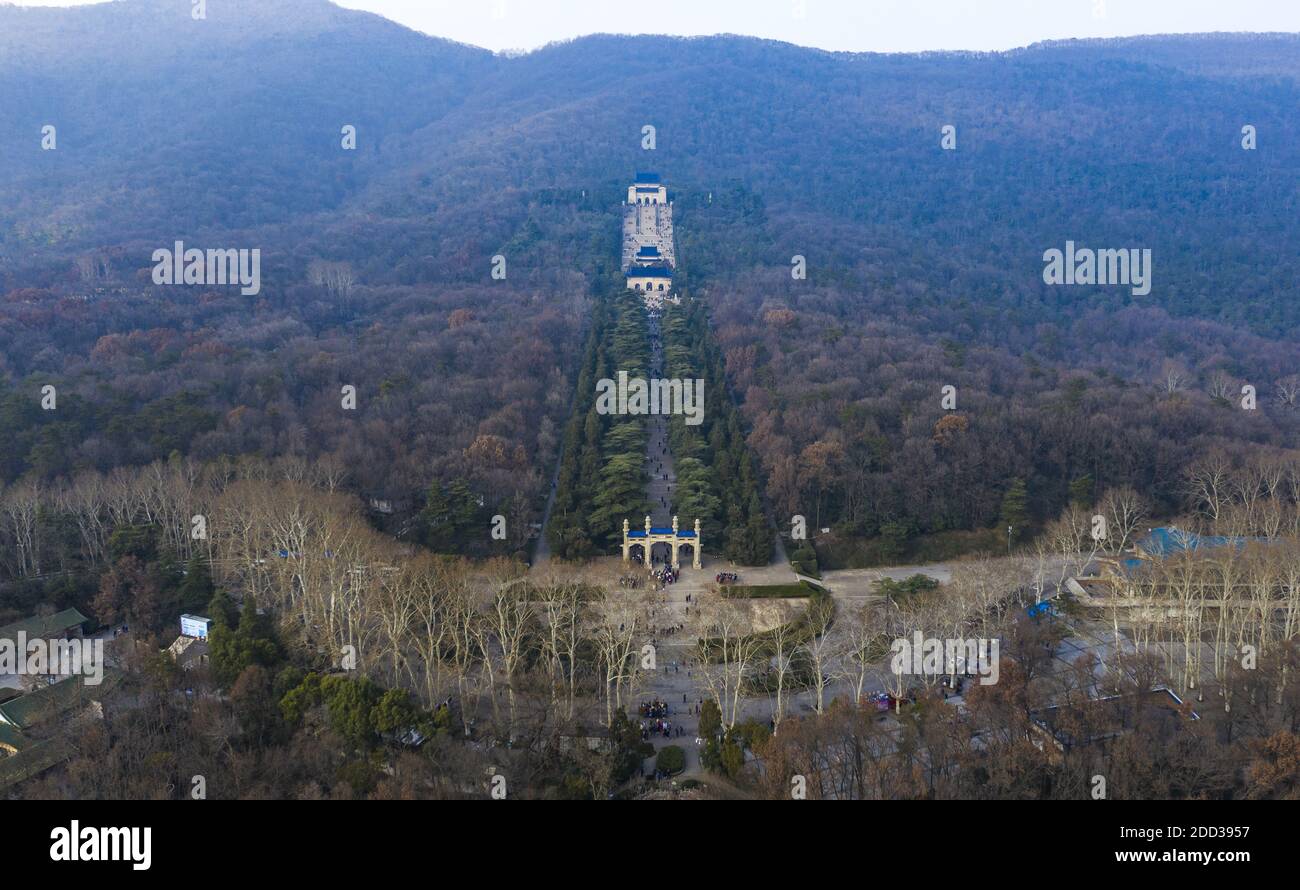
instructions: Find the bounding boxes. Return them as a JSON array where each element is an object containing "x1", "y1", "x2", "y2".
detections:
[
  {"x1": 0, "y1": 0, "x2": 491, "y2": 255},
  {"x1": 4, "y1": 4, "x2": 1297, "y2": 331},
  {"x1": 1, "y1": 0, "x2": 1298, "y2": 571},
  {"x1": 5, "y1": 0, "x2": 1300, "y2": 806}
]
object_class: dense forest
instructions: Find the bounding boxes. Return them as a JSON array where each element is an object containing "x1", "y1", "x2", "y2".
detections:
[
  {"x1": 2, "y1": 4, "x2": 1296, "y2": 573},
  {"x1": 544, "y1": 279, "x2": 772, "y2": 563},
  {"x1": 547, "y1": 285, "x2": 652, "y2": 557},
  {"x1": 659, "y1": 298, "x2": 772, "y2": 564},
  {"x1": 2, "y1": 0, "x2": 1300, "y2": 801}
]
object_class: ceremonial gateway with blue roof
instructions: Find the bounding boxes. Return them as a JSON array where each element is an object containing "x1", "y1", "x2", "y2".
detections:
[{"x1": 622, "y1": 515, "x2": 702, "y2": 570}]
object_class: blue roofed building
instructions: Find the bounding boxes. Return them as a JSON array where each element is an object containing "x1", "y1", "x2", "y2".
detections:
[
  {"x1": 1135, "y1": 526, "x2": 1265, "y2": 558},
  {"x1": 626, "y1": 264, "x2": 673, "y2": 288},
  {"x1": 627, "y1": 175, "x2": 667, "y2": 205},
  {"x1": 623, "y1": 172, "x2": 675, "y2": 276},
  {"x1": 1071, "y1": 525, "x2": 1282, "y2": 612}
]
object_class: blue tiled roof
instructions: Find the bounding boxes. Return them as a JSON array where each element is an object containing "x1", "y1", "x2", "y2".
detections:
[
  {"x1": 635, "y1": 172, "x2": 660, "y2": 183},
  {"x1": 637, "y1": 246, "x2": 660, "y2": 256},
  {"x1": 1138, "y1": 527, "x2": 1265, "y2": 557},
  {"x1": 626, "y1": 528, "x2": 695, "y2": 538},
  {"x1": 628, "y1": 265, "x2": 673, "y2": 278}
]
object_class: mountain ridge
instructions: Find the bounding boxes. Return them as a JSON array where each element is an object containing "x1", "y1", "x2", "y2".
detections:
[{"x1": 1, "y1": 3, "x2": 1297, "y2": 339}]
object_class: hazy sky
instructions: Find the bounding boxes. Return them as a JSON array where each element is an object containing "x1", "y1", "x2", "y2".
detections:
[{"x1": 14, "y1": 0, "x2": 1300, "y2": 52}]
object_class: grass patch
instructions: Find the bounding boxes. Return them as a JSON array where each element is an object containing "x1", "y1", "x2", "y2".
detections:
[
  {"x1": 699, "y1": 588, "x2": 836, "y2": 662},
  {"x1": 721, "y1": 580, "x2": 823, "y2": 599}
]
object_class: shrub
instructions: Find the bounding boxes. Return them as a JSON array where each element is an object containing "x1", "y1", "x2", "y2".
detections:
[
  {"x1": 874, "y1": 574, "x2": 940, "y2": 603},
  {"x1": 791, "y1": 545, "x2": 820, "y2": 577},
  {"x1": 656, "y1": 745, "x2": 686, "y2": 775}
]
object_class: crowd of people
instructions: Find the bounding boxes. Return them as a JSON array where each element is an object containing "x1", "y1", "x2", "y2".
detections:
[
  {"x1": 640, "y1": 699, "x2": 671, "y2": 719},
  {"x1": 715, "y1": 572, "x2": 738, "y2": 584},
  {"x1": 652, "y1": 563, "x2": 678, "y2": 585},
  {"x1": 639, "y1": 700, "x2": 686, "y2": 740}
]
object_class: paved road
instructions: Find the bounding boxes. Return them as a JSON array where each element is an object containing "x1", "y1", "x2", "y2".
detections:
[
  {"x1": 531, "y1": 476, "x2": 560, "y2": 566},
  {"x1": 644, "y1": 313, "x2": 675, "y2": 531}
]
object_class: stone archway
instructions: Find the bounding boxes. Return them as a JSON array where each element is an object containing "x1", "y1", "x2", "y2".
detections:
[
  {"x1": 621, "y1": 516, "x2": 702, "y2": 570},
  {"x1": 677, "y1": 542, "x2": 696, "y2": 569}
]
